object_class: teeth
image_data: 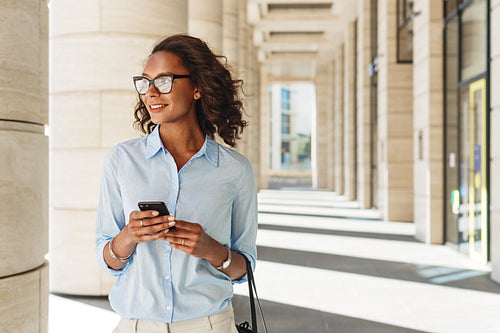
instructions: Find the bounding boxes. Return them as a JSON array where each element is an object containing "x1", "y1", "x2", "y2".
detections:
[{"x1": 151, "y1": 104, "x2": 166, "y2": 109}]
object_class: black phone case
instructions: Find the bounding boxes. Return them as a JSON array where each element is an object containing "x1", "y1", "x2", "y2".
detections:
[{"x1": 138, "y1": 201, "x2": 170, "y2": 216}]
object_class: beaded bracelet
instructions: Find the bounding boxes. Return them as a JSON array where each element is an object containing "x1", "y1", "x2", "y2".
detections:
[{"x1": 108, "y1": 237, "x2": 132, "y2": 263}]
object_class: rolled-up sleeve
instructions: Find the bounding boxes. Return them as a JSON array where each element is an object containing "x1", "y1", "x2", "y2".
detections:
[
  {"x1": 94, "y1": 146, "x2": 131, "y2": 277},
  {"x1": 230, "y1": 160, "x2": 258, "y2": 284}
]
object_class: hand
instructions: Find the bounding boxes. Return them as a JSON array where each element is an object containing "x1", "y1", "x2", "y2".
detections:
[
  {"x1": 125, "y1": 210, "x2": 176, "y2": 244},
  {"x1": 160, "y1": 219, "x2": 216, "y2": 260},
  {"x1": 104, "y1": 210, "x2": 175, "y2": 269},
  {"x1": 161, "y1": 219, "x2": 247, "y2": 280}
]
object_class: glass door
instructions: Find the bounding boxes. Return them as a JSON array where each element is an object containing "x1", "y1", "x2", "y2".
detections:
[{"x1": 457, "y1": 78, "x2": 488, "y2": 262}]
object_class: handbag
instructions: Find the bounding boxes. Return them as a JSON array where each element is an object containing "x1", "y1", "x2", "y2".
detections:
[{"x1": 236, "y1": 256, "x2": 268, "y2": 333}]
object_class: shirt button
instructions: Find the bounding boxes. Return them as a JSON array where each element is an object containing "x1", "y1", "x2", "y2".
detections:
[
  {"x1": 167, "y1": 306, "x2": 172, "y2": 311},
  {"x1": 165, "y1": 275, "x2": 170, "y2": 280}
]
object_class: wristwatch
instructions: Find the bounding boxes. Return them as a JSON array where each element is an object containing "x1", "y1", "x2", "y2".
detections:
[{"x1": 216, "y1": 246, "x2": 232, "y2": 270}]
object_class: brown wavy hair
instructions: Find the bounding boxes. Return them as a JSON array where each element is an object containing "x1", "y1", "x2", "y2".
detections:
[{"x1": 133, "y1": 34, "x2": 247, "y2": 147}]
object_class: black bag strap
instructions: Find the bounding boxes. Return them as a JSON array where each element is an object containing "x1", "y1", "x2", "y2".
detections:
[{"x1": 243, "y1": 256, "x2": 268, "y2": 333}]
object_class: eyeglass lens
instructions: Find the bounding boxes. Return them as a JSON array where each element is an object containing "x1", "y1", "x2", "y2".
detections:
[{"x1": 134, "y1": 75, "x2": 173, "y2": 95}]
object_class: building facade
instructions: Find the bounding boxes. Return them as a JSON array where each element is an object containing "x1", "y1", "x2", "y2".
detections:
[{"x1": 1, "y1": 0, "x2": 500, "y2": 331}]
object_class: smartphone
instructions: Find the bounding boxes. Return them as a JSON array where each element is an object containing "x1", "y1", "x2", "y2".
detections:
[
  {"x1": 138, "y1": 201, "x2": 170, "y2": 216},
  {"x1": 138, "y1": 201, "x2": 174, "y2": 229}
]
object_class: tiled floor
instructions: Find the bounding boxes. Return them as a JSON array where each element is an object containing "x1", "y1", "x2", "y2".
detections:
[{"x1": 50, "y1": 189, "x2": 500, "y2": 332}]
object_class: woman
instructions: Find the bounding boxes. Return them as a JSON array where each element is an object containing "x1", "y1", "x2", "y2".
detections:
[{"x1": 95, "y1": 34, "x2": 257, "y2": 333}]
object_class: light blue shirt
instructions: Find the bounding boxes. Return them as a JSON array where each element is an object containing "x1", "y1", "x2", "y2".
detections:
[{"x1": 95, "y1": 125, "x2": 258, "y2": 323}]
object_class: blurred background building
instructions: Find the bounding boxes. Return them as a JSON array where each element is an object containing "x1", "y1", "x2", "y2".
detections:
[{"x1": 0, "y1": 0, "x2": 499, "y2": 331}]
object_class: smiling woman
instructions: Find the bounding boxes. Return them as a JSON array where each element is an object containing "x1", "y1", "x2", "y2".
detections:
[
  {"x1": 94, "y1": 34, "x2": 258, "y2": 333},
  {"x1": 133, "y1": 34, "x2": 247, "y2": 148}
]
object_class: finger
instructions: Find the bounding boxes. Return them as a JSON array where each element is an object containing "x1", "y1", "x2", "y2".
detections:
[
  {"x1": 164, "y1": 228, "x2": 198, "y2": 240},
  {"x1": 136, "y1": 231, "x2": 164, "y2": 243},
  {"x1": 168, "y1": 219, "x2": 196, "y2": 230},
  {"x1": 142, "y1": 215, "x2": 175, "y2": 227},
  {"x1": 168, "y1": 241, "x2": 191, "y2": 252},
  {"x1": 167, "y1": 236, "x2": 190, "y2": 247},
  {"x1": 130, "y1": 210, "x2": 160, "y2": 221}
]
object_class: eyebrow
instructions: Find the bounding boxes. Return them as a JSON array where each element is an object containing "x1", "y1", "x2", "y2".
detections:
[{"x1": 141, "y1": 72, "x2": 174, "y2": 78}]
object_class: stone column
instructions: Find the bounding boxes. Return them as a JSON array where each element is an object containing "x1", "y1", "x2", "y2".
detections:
[
  {"x1": 412, "y1": 0, "x2": 444, "y2": 243},
  {"x1": 326, "y1": 62, "x2": 336, "y2": 191},
  {"x1": 223, "y1": 0, "x2": 239, "y2": 68},
  {"x1": 237, "y1": 0, "x2": 249, "y2": 158},
  {"x1": 344, "y1": 21, "x2": 358, "y2": 201},
  {"x1": 189, "y1": 0, "x2": 224, "y2": 146},
  {"x1": 232, "y1": 0, "x2": 261, "y2": 189},
  {"x1": 377, "y1": 0, "x2": 413, "y2": 222},
  {"x1": 334, "y1": 44, "x2": 345, "y2": 195},
  {"x1": 490, "y1": 0, "x2": 500, "y2": 283},
  {"x1": 189, "y1": 0, "x2": 223, "y2": 53},
  {"x1": 315, "y1": 63, "x2": 329, "y2": 188},
  {"x1": 247, "y1": 41, "x2": 262, "y2": 189},
  {"x1": 259, "y1": 68, "x2": 271, "y2": 189},
  {"x1": 50, "y1": 0, "x2": 188, "y2": 295},
  {"x1": 0, "y1": 1, "x2": 49, "y2": 332},
  {"x1": 356, "y1": 0, "x2": 375, "y2": 209}
]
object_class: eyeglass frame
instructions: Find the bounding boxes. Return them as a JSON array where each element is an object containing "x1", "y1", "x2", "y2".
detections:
[{"x1": 132, "y1": 74, "x2": 191, "y2": 95}]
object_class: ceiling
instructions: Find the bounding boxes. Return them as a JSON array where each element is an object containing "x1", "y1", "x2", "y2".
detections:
[{"x1": 247, "y1": 0, "x2": 357, "y2": 80}]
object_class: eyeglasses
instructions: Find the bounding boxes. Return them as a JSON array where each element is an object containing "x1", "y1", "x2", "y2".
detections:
[{"x1": 133, "y1": 74, "x2": 191, "y2": 95}]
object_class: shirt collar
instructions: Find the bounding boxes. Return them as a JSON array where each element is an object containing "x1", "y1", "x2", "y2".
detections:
[
  {"x1": 145, "y1": 125, "x2": 219, "y2": 167},
  {"x1": 145, "y1": 125, "x2": 164, "y2": 159}
]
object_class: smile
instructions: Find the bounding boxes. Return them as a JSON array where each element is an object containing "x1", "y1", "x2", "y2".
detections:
[{"x1": 150, "y1": 104, "x2": 167, "y2": 109}]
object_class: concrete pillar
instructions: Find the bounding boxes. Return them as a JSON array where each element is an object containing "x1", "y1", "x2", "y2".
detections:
[
  {"x1": 344, "y1": 21, "x2": 358, "y2": 201},
  {"x1": 248, "y1": 41, "x2": 262, "y2": 189},
  {"x1": 377, "y1": 0, "x2": 414, "y2": 222},
  {"x1": 334, "y1": 44, "x2": 345, "y2": 195},
  {"x1": 234, "y1": 0, "x2": 261, "y2": 189},
  {"x1": 223, "y1": 0, "x2": 239, "y2": 68},
  {"x1": 237, "y1": 0, "x2": 249, "y2": 158},
  {"x1": 0, "y1": 0, "x2": 49, "y2": 331},
  {"x1": 412, "y1": 0, "x2": 444, "y2": 243},
  {"x1": 356, "y1": 0, "x2": 375, "y2": 209},
  {"x1": 259, "y1": 68, "x2": 271, "y2": 189},
  {"x1": 50, "y1": 0, "x2": 188, "y2": 295},
  {"x1": 326, "y1": 62, "x2": 336, "y2": 191},
  {"x1": 315, "y1": 63, "x2": 329, "y2": 188},
  {"x1": 189, "y1": 0, "x2": 223, "y2": 53},
  {"x1": 490, "y1": 0, "x2": 500, "y2": 283}
]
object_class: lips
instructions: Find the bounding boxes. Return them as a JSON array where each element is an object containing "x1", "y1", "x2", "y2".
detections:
[{"x1": 149, "y1": 104, "x2": 167, "y2": 111}]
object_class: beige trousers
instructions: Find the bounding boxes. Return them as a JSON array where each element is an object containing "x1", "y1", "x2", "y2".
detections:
[{"x1": 113, "y1": 304, "x2": 239, "y2": 333}]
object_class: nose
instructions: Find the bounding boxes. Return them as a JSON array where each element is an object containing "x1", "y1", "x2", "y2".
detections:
[{"x1": 144, "y1": 82, "x2": 159, "y2": 96}]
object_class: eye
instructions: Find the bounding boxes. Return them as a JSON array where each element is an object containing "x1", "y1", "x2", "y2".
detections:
[
  {"x1": 134, "y1": 78, "x2": 149, "y2": 93},
  {"x1": 155, "y1": 76, "x2": 173, "y2": 91}
]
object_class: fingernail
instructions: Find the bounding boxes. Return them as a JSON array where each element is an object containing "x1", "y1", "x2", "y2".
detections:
[
  {"x1": 168, "y1": 221, "x2": 176, "y2": 227},
  {"x1": 152, "y1": 211, "x2": 159, "y2": 216},
  {"x1": 164, "y1": 229, "x2": 169, "y2": 234},
  {"x1": 167, "y1": 216, "x2": 174, "y2": 221}
]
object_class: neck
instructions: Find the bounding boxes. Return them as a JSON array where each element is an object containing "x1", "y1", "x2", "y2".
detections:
[{"x1": 158, "y1": 122, "x2": 205, "y2": 154}]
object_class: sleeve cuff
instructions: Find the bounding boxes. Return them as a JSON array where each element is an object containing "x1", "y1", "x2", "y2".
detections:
[{"x1": 95, "y1": 238, "x2": 131, "y2": 277}]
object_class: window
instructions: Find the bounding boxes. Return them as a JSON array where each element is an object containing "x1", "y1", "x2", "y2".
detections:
[
  {"x1": 281, "y1": 88, "x2": 290, "y2": 110},
  {"x1": 281, "y1": 113, "x2": 290, "y2": 134}
]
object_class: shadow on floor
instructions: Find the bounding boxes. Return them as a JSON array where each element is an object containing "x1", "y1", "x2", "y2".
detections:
[
  {"x1": 232, "y1": 294, "x2": 426, "y2": 333},
  {"x1": 259, "y1": 224, "x2": 418, "y2": 242},
  {"x1": 52, "y1": 293, "x2": 426, "y2": 333},
  {"x1": 256, "y1": 245, "x2": 500, "y2": 294}
]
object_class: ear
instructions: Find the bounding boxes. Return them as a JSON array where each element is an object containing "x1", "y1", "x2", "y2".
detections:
[{"x1": 194, "y1": 88, "x2": 201, "y2": 100}]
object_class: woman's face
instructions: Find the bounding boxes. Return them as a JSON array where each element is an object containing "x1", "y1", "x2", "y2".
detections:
[{"x1": 140, "y1": 51, "x2": 199, "y2": 126}]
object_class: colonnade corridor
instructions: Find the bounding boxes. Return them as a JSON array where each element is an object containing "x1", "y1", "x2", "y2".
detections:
[{"x1": 50, "y1": 189, "x2": 500, "y2": 332}]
